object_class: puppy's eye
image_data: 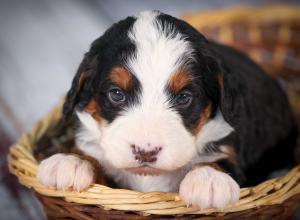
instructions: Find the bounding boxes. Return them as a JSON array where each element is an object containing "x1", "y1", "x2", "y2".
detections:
[
  {"x1": 174, "y1": 91, "x2": 193, "y2": 108},
  {"x1": 108, "y1": 88, "x2": 126, "y2": 105}
]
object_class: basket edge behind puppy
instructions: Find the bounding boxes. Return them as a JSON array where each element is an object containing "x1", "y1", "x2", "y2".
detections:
[{"x1": 37, "y1": 11, "x2": 297, "y2": 210}]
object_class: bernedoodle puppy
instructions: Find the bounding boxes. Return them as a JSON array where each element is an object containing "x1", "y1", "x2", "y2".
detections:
[{"x1": 37, "y1": 11, "x2": 297, "y2": 210}]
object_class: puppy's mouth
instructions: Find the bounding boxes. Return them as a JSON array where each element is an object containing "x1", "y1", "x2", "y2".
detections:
[{"x1": 125, "y1": 166, "x2": 168, "y2": 176}]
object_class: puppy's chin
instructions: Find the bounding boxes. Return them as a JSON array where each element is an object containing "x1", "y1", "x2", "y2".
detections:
[{"x1": 124, "y1": 166, "x2": 171, "y2": 176}]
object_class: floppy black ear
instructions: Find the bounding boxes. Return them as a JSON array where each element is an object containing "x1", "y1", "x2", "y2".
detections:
[
  {"x1": 218, "y1": 69, "x2": 240, "y2": 126},
  {"x1": 63, "y1": 53, "x2": 92, "y2": 118},
  {"x1": 204, "y1": 51, "x2": 239, "y2": 125}
]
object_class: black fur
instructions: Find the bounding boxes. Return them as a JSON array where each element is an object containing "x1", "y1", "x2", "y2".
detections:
[
  {"x1": 157, "y1": 13, "x2": 297, "y2": 186},
  {"x1": 211, "y1": 43, "x2": 298, "y2": 186},
  {"x1": 63, "y1": 11, "x2": 297, "y2": 186},
  {"x1": 63, "y1": 16, "x2": 141, "y2": 122}
]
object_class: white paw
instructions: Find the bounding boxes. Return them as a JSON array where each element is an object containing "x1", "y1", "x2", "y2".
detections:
[
  {"x1": 179, "y1": 166, "x2": 240, "y2": 210},
  {"x1": 37, "y1": 153, "x2": 94, "y2": 191}
]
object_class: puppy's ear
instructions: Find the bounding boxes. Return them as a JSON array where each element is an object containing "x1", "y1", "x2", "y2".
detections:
[
  {"x1": 63, "y1": 53, "x2": 92, "y2": 118},
  {"x1": 218, "y1": 70, "x2": 239, "y2": 126}
]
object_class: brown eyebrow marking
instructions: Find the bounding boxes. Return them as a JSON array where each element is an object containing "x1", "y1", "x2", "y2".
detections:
[
  {"x1": 110, "y1": 66, "x2": 133, "y2": 90},
  {"x1": 168, "y1": 68, "x2": 193, "y2": 93},
  {"x1": 192, "y1": 103, "x2": 212, "y2": 135},
  {"x1": 85, "y1": 98, "x2": 102, "y2": 122}
]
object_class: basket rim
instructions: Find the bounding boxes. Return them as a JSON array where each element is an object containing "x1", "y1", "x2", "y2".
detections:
[
  {"x1": 7, "y1": 100, "x2": 300, "y2": 216},
  {"x1": 181, "y1": 4, "x2": 300, "y2": 28}
]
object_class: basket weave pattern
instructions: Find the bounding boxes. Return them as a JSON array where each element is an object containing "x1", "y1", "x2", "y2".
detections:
[
  {"x1": 182, "y1": 4, "x2": 300, "y2": 78},
  {"x1": 7, "y1": 102, "x2": 300, "y2": 219}
]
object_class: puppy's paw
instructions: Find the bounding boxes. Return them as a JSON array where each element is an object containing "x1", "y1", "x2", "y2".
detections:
[
  {"x1": 37, "y1": 153, "x2": 94, "y2": 191},
  {"x1": 179, "y1": 166, "x2": 240, "y2": 210}
]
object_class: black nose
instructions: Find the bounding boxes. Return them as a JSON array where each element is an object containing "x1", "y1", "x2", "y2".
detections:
[{"x1": 131, "y1": 144, "x2": 162, "y2": 163}]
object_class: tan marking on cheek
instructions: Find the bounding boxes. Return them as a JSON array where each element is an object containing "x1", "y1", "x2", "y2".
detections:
[
  {"x1": 110, "y1": 66, "x2": 133, "y2": 90},
  {"x1": 85, "y1": 99, "x2": 102, "y2": 122},
  {"x1": 168, "y1": 69, "x2": 193, "y2": 93},
  {"x1": 192, "y1": 104, "x2": 212, "y2": 135}
]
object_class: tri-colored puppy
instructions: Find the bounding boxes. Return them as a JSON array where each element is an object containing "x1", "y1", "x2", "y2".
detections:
[{"x1": 37, "y1": 11, "x2": 297, "y2": 210}]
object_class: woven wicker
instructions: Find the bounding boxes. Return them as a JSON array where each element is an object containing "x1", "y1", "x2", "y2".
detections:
[
  {"x1": 182, "y1": 4, "x2": 300, "y2": 78},
  {"x1": 7, "y1": 101, "x2": 300, "y2": 219},
  {"x1": 7, "y1": 4, "x2": 300, "y2": 220}
]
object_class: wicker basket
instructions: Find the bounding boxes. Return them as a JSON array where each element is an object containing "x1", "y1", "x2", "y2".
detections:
[
  {"x1": 7, "y1": 4, "x2": 300, "y2": 220},
  {"x1": 7, "y1": 101, "x2": 300, "y2": 219},
  {"x1": 182, "y1": 4, "x2": 300, "y2": 78}
]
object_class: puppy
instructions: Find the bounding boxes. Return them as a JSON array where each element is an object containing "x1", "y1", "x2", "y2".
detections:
[{"x1": 37, "y1": 11, "x2": 297, "y2": 210}]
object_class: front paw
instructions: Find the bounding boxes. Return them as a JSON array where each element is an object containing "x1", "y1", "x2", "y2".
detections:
[
  {"x1": 179, "y1": 166, "x2": 240, "y2": 210},
  {"x1": 37, "y1": 153, "x2": 94, "y2": 191}
]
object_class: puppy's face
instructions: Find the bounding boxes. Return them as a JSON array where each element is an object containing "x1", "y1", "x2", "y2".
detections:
[{"x1": 64, "y1": 11, "x2": 233, "y2": 175}]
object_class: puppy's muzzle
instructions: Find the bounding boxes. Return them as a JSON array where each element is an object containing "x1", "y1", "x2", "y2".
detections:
[{"x1": 131, "y1": 144, "x2": 162, "y2": 163}]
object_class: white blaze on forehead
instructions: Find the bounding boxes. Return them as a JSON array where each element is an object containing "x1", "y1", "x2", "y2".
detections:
[{"x1": 126, "y1": 11, "x2": 194, "y2": 107}]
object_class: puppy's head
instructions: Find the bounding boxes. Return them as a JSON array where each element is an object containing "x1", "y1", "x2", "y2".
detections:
[{"x1": 64, "y1": 11, "x2": 233, "y2": 175}]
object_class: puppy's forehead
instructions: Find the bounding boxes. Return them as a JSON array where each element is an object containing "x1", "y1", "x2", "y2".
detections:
[{"x1": 126, "y1": 11, "x2": 194, "y2": 91}]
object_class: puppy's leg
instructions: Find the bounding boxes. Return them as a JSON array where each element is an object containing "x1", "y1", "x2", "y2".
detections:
[
  {"x1": 179, "y1": 159, "x2": 243, "y2": 210},
  {"x1": 37, "y1": 153, "x2": 95, "y2": 191}
]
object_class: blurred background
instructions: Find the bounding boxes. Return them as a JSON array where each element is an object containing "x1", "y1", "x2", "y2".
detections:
[{"x1": 1, "y1": 0, "x2": 300, "y2": 219}]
